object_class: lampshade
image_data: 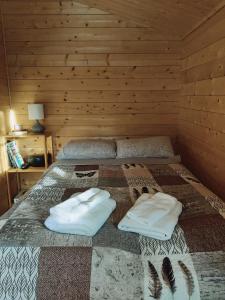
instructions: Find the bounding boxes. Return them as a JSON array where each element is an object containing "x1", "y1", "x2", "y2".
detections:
[{"x1": 28, "y1": 104, "x2": 44, "y2": 120}]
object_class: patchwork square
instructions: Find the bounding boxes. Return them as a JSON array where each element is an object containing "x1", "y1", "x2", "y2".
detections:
[
  {"x1": 154, "y1": 175, "x2": 187, "y2": 186},
  {"x1": 191, "y1": 251, "x2": 225, "y2": 300},
  {"x1": 93, "y1": 223, "x2": 141, "y2": 255},
  {"x1": 147, "y1": 164, "x2": 180, "y2": 176},
  {"x1": 105, "y1": 187, "x2": 133, "y2": 225},
  {"x1": 90, "y1": 246, "x2": 144, "y2": 300},
  {"x1": 9, "y1": 187, "x2": 65, "y2": 221},
  {"x1": 0, "y1": 247, "x2": 40, "y2": 300},
  {"x1": 0, "y1": 219, "x2": 92, "y2": 247},
  {"x1": 180, "y1": 215, "x2": 225, "y2": 252},
  {"x1": 61, "y1": 187, "x2": 87, "y2": 201},
  {"x1": 139, "y1": 226, "x2": 189, "y2": 256},
  {"x1": 75, "y1": 165, "x2": 99, "y2": 171},
  {"x1": 161, "y1": 185, "x2": 218, "y2": 219},
  {"x1": 37, "y1": 247, "x2": 92, "y2": 300},
  {"x1": 98, "y1": 165, "x2": 128, "y2": 187}
]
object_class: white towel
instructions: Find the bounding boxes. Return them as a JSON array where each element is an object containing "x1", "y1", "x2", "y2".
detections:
[
  {"x1": 50, "y1": 189, "x2": 110, "y2": 222},
  {"x1": 118, "y1": 192, "x2": 182, "y2": 240},
  {"x1": 127, "y1": 192, "x2": 178, "y2": 226},
  {"x1": 50, "y1": 187, "x2": 101, "y2": 216},
  {"x1": 44, "y1": 188, "x2": 116, "y2": 236}
]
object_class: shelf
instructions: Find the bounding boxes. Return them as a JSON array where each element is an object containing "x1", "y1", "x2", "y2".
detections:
[
  {"x1": 7, "y1": 167, "x2": 46, "y2": 173},
  {"x1": 4, "y1": 134, "x2": 46, "y2": 139}
]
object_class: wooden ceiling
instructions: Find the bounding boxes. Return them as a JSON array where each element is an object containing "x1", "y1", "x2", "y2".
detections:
[{"x1": 79, "y1": 0, "x2": 224, "y2": 39}]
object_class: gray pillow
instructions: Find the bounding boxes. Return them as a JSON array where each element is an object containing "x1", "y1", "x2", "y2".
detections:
[
  {"x1": 56, "y1": 139, "x2": 116, "y2": 160},
  {"x1": 116, "y1": 136, "x2": 175, "y2": 158}
]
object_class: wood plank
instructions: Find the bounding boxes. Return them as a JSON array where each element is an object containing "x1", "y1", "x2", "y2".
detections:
[
  {"x1": 1, "y1": 1, "x2": 109, "y2": 15},
  {"x1": 78, "y1": 0, "x2": 221, "y2": 39},
  {"x1": 14, "y1": 102, "x2": 177, "y2": 115},
  {"x1": 44, "y1": 124, "x2": 177, "y2": 137},
  {"x1": 180, "y1": 95, "x2": 225, "y2": 114},
  {"x1": 10, "y1": 78, "x2": 180, "y2": 91},
  {"x1": 179, "y1": 120, "x2": 225, "y2": 152},
  {"x1": 179, "y1": 134, "x2": 225, "y2": 199},
  {"x1": 179, "y1": 108, "x2": 225, "y2": 133},
  {"x1": 4, "y1": 14, "x2": 140, "y2": 29},
  {"x1": 183, "y1": 37, "x2": 225, "y2": 70},
  {"x1": 16, "y1": 113, "x2": 177, "y2": 126},
  {"x1": 8, "y1": 54, "x2": 180, "y2": 67},
  {"x1": 20, "y1": 173, "x2": 42, "y2": 190},
  {"x1": 11, "y1": 90, "x2": 180, "y2": 103},
  {"x1": 182, "y1": 55, "x2": 225, "y2": 83},
  {"x1": 182, "y1": 77, "x2": 225, "y2": 96},
  {"x1": 183, "y1": 5, "x2": 225, "y2": 57},
  {"x1": 195, "y1": 77, "x2": 225, "y2": 95},
  {"x1": 5, "y1": 28, "x2": 167, "y2": 42},
  {"x1": 6, "y1": 40, "x2": 181, "y2": 55},
  {"x1": 9, "y1": 66, "x2": 180, "y2": 80}
]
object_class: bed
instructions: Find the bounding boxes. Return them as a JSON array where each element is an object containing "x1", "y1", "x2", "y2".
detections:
[{"x1": 0, "y1": 158, "x2": 224, "y2": 300}]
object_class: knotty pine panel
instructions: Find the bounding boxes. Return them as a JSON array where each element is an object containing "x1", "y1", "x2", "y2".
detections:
[
  {"x1": 6, "y1": 41, "x2": 181, "y2": 55},
  {"x1": 1, "y1": 0, "x2": 181, "y2": 160},
  {"x1": 10, "y1": 90, "x2": 180, "y2": 103},
  {"x1": 14, "y1": 101, "x2": 177, "y2": 115},
  {"x1": 0, "y1": 21, "x2": 10, "y2": 212},
  {"x1": 10, "y1": 66, "x2": 180, "y2": 80},
  {"x1": 10, "y1": 78, "x2": 180, "y2": 91},
  {"x1": 179, "y1": 6, "x2": 225, "y2": 199},
  {"x1": 7, "y1": 54, "x2": 180, "y2": 67}
]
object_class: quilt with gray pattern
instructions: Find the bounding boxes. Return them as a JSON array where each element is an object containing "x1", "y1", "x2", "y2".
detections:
[{"x1": 0, "y1": 161, "x2": 224, "y2": 300}]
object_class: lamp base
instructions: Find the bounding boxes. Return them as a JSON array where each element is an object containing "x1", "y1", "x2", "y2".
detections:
[{"x1": 31, "y1": 120, "x2": 45, "y2": 133}]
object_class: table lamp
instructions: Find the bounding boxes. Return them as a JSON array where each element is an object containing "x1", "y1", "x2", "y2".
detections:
[{"x1": 28, "y1": 104, "x2": 45, "y2": 133}]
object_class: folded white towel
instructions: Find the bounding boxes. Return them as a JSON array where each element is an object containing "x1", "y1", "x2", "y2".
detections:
[
  {"x1": 45, "y1": 188, "x2": 116, "y2": 236},
  {"x1": 50, "y1": 187, "x2": 101, "y2": 216},
  {"x1": 118, "y1": 192, "x2": 182, "y2": 240},
  {"x1": 50, "y1": 189, "x2": 110, "y2": 222},
  {"x1": 45, "y1": 197, "x2": 116, "y2": 236},
  {"x1": 127, "y1": 192, "x2": 178, "y2": 226}
]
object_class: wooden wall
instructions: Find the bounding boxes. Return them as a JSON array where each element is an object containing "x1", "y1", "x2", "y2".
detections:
[
  {"x1": 179, "y1": 6, "x2": 225, "y2": 199},
  {"x1": 0, "y1": 18, "x2": 10, "y2": 213},
  {"x1": 1, "y1": 0, "x2": 181, "y2": 154}
]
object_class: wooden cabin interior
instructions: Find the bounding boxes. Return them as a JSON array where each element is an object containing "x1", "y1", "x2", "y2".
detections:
[
  {"x1": 0, "y1": 0, "x2": 224, "y2": 209},
  {"x1": 0, "y1": 2, "x2": 225, "y2": 299}
]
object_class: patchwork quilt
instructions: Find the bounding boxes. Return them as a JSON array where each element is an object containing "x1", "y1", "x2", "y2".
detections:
[{"x1": 0, "y1": 161, "x2": 224, "y2": 300}]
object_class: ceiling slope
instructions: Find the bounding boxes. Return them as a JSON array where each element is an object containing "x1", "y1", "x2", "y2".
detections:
[{"x1": 78, "y1": 0, "x2": 224, "y2": 39}]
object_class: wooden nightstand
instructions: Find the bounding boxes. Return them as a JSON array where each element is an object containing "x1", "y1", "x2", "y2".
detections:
[{"x1": 3, "y1": 133, "x2": 53, "y2": 207}]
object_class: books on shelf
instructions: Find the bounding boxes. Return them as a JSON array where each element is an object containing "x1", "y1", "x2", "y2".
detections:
[{"x1": 6, "y1": 141, "x2": 24, "y2": 169}]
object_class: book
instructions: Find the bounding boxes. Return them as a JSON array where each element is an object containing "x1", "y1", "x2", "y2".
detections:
[{"x1": 6, "y1": 141, "x2": 24, "y2": 169}]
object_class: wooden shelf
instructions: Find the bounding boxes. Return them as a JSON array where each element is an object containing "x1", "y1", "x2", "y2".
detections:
[
  {"x1": 8, "y1": 167, "x2": 46, "y2": 173},
  {"x1": 4, "y1": 133, "x2": 50, "y2": 139},
  {"x1": 3, "y1": 134, "x2": 53, "y2": 207}
]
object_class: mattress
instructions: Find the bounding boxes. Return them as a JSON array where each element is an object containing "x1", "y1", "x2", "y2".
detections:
[{"x1": 0, "y1": 160, "x2": 224, "y2": 300}]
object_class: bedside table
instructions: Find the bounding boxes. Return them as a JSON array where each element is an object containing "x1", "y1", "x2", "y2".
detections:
[{"x1": 3, "y1": 133, "x2": 53, "y2": 207}]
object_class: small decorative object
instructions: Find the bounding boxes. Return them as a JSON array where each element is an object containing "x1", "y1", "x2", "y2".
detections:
[
  {"x1": 28, "y1": 104, "x2": 45, "y2": 133},
  {"x1": 178, "y1": 260, "x2": 195, "y2": 298},
  {"x1": 28, "y1": 154, "x2": 45, "y2": 167},
  {"x1": 148, "y1": 261, "x2": 162, "y2": 299},
  {"x1": 162, "y1": 257, "x2": 176, "y2": 297}
]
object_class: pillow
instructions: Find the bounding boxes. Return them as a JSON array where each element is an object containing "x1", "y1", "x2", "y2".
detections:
[
  {"x1": 56, "y1": 139, "x2": 116, "y2": 160},
  {"x1": 116, "y1": 136, "x2": 175, "y2": 158}
]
